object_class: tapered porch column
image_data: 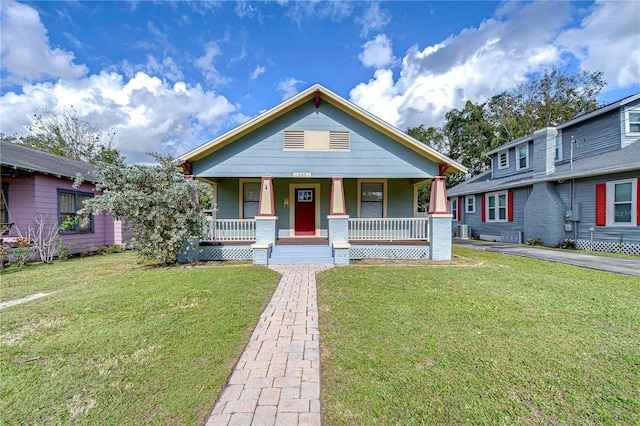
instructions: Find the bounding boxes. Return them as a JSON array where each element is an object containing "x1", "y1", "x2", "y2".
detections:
[
  {"x1": 328, "y1": 176, "x2": 350, "y2": 265},
  {"x1": 428, "y1": 176, "x2": 453, "y2": 260},
  {"x1": 258, "y1": 176, "x2": 275, "y2": 217},
  {"x1": 253, "y1": 176, "x2": 277, "y2": 265}
]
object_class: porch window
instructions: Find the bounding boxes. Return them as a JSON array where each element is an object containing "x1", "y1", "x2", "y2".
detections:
[
  {"x1": 516, "y1": 143, "x2": 529, "y2": 170},
  {"x1": 58, "y1": 190, "x2": 93, "y2": 233},
  {"x1": 450, "y1": 198, "x2": 459, "y2": 222},
  {"x1": 466, "y1": 196, "x2": 475, "y2": 213},
  {"x1": 360, "y1": 181, "x2": 384, "y2": 218},
  {"x1": 242, "y1": 181, "x2": 260, "y2": 219},
  {"x1": 486, "y1": 191, "x2": 507, "y2": 222}
]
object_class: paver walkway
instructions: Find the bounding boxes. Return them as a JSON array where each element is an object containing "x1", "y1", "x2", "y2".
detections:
[{"x1": 206, "y1": 264, "x2": 332, "y2": 426}]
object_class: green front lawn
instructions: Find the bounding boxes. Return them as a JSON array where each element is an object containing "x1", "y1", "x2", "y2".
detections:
[
  {"x1": 318, "y1": 248, "x2": 640, "y2": 425},
  {"x1": 0, "y1": 252, "x2": 281, "y2": 425}
]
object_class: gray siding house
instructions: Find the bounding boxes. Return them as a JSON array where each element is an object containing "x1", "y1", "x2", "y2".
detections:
[
  {"x1": 448, "y1": 93, "x2": 640, "y2": 256},
  {"x1": 179, "y1": 84, "x2": 466, "y2": 265}
]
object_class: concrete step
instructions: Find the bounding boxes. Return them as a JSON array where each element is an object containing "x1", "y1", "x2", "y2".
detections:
[{"x1": 269, "y1": 244, "x2": 334, "y2": 265}]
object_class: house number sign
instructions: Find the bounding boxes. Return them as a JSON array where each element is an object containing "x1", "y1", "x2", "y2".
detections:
[{"x1": 293, "y1": 172, "x2": 311, "y2": 178}]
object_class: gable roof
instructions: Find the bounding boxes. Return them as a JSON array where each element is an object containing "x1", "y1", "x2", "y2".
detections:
[
  {"x1": 447, "y1": 140, "x2": 640, "y2": 197},
  {"x1": 557, "y1": 92, "x2": 640, "y2": 130},
  {"x1": 0, "y1": 140, "x2": 98, "y2": 182},
  {"x1": 179, "y1": 83, "x2": 466, "y2": 175}
]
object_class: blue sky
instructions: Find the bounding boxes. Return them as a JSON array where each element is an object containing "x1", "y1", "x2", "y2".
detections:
[{"x1": 1, "y1": 1, "x2": 639, "y2": 163}]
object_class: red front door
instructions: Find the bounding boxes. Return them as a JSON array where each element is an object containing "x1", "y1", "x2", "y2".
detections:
[{"x1": 295, "y1": 188, "x2": 315, "y2": 235}]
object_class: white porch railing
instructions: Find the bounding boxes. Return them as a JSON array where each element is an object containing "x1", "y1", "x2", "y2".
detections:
[
  {"x1": 348, "y1": 218, "x2": 429, "y2": 241},
  {"x1": 205, "y1": 217, "x2": 256, "y2": 242}
]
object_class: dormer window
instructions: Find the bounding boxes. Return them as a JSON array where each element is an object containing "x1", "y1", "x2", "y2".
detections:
[
  {"x1": 497, "y1": 150, "x2": 509, "y2": 170},
  {"x1": 516, "y1": 143, "x2": 529, "y2": 170},
  {"x1": 627, "y1": 110, "x2": 640, "y2": 134}
]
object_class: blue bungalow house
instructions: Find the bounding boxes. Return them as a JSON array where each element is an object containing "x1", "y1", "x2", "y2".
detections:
[
  {"x1": 178, "y1": 84, "x2": 466, "y2": 264},
  {"x1": 448, "y1": 93, "x2": 640, "y2": 256}
]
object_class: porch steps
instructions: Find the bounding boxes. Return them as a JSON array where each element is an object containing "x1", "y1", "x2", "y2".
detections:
[{"x1": 269, "y1": 244, "x2": 334, "y2": 265}]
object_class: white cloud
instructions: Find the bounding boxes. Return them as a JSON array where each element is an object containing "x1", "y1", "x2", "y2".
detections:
[
  {"x1": 359, "y1": 34, "x2": 395, "y2": 69},
  {"x1": 194, "y1": 42, "x2": 230, "y2": 85},
  {"x1": 350, "y1": 1, "x2": 571, "y2": 130},
  {"x1": 277, "y1": 77, "x2": 305, "y2": 100},
  {"x1": 0, "y1": 72, "x2": 238, "y2": 163},
  {"x1": 355, "y1": 2, "x2": 391, "y2": 38},
  {"x1": 0, "y1": 0, "x2": 88, "y2": 85},
  {"x1": 284, "y1": 0, "x2": 354, "y2": 28},
  {"x1": 556, "y1": 0, "x2": 640, "y2": 88},
  {"x1": 251, "y1": 65, "x2": 266, "y2": 80}
]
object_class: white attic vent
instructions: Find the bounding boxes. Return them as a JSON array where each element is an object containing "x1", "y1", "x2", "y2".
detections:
[{"x1": 283, "y1": 130, "x2": 350, "y2": 151}]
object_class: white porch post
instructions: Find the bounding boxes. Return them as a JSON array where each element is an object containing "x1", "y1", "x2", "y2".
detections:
[
  {"x1": 428, "y1": 176, "x2": 453, "y2": 260},
  {"x1": 328, "y1": 176, "x2": 350, "y2": 265},
  {"x1": 252, "y1": 176, "x2": 277, "y2": 265}
]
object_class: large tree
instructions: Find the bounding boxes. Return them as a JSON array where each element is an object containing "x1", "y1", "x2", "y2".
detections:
[
  {"x1": 78, "y1": 154, "x2": 213, "y2": 265},
  {"x1": 407, "y1": 67, "x2": 606, "y2": 185},
  {"x1": 12, "y1": 106, "x2": 124, "y2": 165}
]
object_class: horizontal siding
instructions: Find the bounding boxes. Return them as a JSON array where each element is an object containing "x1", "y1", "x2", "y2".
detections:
[
  {"x1": 4, "y1": 174, "x2": 123, "y2": 253},
  {"x1": 454, "y1": 188, "x2": 529, "y2": 237},
  {"x1": 560, "y1": 108, "x2": 620, "y2": 162},
  {"x1": 571, "y1": 172, "x2": 640, "y2": 245},
  {"x1": 193, "y1": 102, "x2": 440, "y2": 179},
  {"x1": 210, "y1": 177, "x2": 416, "y2": 233}
]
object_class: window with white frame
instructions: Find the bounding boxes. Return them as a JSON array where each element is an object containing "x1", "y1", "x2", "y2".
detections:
[
  {"x1": 627, "y1": 110, "x2": 640, "y2": 134},
  {"x1": 554, "y1": 134, "x2": 563, "y2": 161},
  {"x1": 516, "y1": 143, "x2": 529, "y2": 170},
  {"x1": 607, "y1": 179, "x2": 637, "y2": 225},
  {"x1": 241, "y1": 181, "x2": 260, "y2": 218},
  {"x1": 359, "y1": 181, "x2": 385, "y2": 218},
  {"x1": 450, "y1": 198, "x2": 458, "y2": 221},
  {"x1": 466, "y1": 196, "x2": 475, "y2": 213},
  {"x1": 497, "y1": 150, "x2": 509, "y2": 169},
  {"x1": 58, "y1": 190, "x2": 93, "y2": 233},
  {"x1": 486, "y1": 191, "x2": 508, "y2": 222}
]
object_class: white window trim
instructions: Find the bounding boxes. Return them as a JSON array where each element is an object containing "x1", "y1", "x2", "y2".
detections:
[
  {"x1": 485, "y1": 191, "x2": 509, "y2": 223},
  {"x1": 625, "y1": 109, "x2": 640, "y2": 135},
  {"x1": 450, "y1": 198, "x2": 459, "y2": 222},
  {"x1": 497, "y1": 150, "x2": 509, "y2": 170},
  {"x1": 357, "y1": 179, "x2": 387, "y2": 218},
  {"x1": 466, "y1": 196, "x2": 475, "y2": 213},
  {"x1": 555, "y1": 132, "x2": 563, "y2": 162},
  {"x1": 606, "y1": 179, "x2": 637, "y2": 227},
  {"x1": 516, "y1": 143, "x2": 529, "y2": 171},
  {"x1": 239, "y1": 178, "x2": 261, "y2": 219},
  {"x1": 413, "y1": 181, "x2": 428, "y2": 217}
]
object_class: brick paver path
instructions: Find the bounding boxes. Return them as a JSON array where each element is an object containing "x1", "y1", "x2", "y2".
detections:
[{"x1": 206, "y1": 264, "x2": 332, "y2": 426}]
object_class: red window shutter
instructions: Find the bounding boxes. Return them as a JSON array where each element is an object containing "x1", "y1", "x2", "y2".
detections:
[
  {"x1": 508, "y1": 191, "x2": 514, "y2": 222},
  {"x1": 481, "y1": 194, "x2": 486, "y2": 222},
  {"x1": 637, "y1": 178, "x2": 640, "y2": 225},
  {"x1": 595, "y1": 183, "x2": 606, "y2": 226},
  {"x1": 457, "y1": 197, "x2": 462, "y2": 221}
]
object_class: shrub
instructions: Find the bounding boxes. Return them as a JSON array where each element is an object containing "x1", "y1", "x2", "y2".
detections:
[
  {"x1": 526, "y1": 237, "x2": 542, "y2": 246},
  {"x1": 558, "y1": 239, "x2": 576, "y2": 249}
]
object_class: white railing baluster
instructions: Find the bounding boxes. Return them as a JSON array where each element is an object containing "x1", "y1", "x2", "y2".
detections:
[
  {"x1": 205, "y1": 218, "x2": 256, "y2": 242},
  {"x1": 348, "y1": 218, "x2": 429, "y2": 242}
]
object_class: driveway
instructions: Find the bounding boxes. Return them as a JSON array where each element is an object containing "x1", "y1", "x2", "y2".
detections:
[{"x1": 453, "y1": 239, "x2": 640, "y2": 277}]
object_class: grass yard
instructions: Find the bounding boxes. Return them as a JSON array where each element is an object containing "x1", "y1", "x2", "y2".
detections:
[
  {"x1": 317, "y1": 247, "x2": 640, "y2": 425},
  {"x1": 0, "y1": 252, "x2": 281, "y2": 425}
]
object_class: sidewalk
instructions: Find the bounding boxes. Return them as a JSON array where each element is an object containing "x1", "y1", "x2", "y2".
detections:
[
  {"x1": 453, "y1": 239, "x2": 640, "y2": 277},
  {"x1": 206, "y1": 264, "x2": 332, "y2": 426}
]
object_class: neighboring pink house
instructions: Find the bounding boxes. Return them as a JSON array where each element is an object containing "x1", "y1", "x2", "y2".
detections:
[{"x1": 1, "y1": 140, "x2": 129, "y2": 254}]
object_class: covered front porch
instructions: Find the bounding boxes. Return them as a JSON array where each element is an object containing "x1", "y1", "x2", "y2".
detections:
[{"x1": 181, "y1": 175, "x2": 452, "y2": 265}]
